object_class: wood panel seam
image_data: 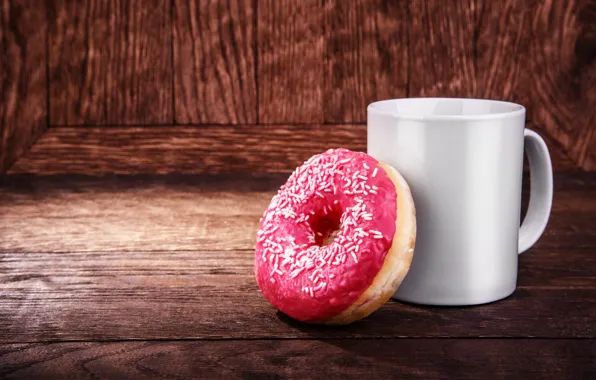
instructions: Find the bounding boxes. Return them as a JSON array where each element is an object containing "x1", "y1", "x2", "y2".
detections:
[
  {"x1": 45, "y1": 1, "x2": 50, "y2": 130},
  {"x1": 47, "y1": 122, "x2": 367, "y2": 128},
  {"x1": 0, "y1": 0, "x2": 48, "y2": 173},
  {"x1": 6, "y1": 129, "x2": 48, "y2": 173},
  {"x1": 170, "y1": 0, "x2": 176, "y2": 124},
  {"x1": 405, "y1": 0, "x2": 411, "y2": 97},
  {"x1": 7, "y1": 124, "x2": 579, "y2": 174},
  {"x1": 254, "y1": 0, "x2": 259, "y2": 124}
]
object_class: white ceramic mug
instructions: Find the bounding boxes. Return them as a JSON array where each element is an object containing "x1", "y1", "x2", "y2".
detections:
[{"x1": 367, "y1": 98, "x2": 553, "y2": 306}]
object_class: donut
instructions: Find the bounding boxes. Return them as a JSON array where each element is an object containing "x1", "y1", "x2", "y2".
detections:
[{"x1": 254, "y1": 148, "x2": 416, "y2": 324}]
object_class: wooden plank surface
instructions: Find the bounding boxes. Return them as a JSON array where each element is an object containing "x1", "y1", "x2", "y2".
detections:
[
  {"x1": 7, "y1": 125, "x2": 578, "y2": 175},
  {"x1": 0, "y1": 248, "x2": 595, "y2": 342},
  {"x1": 0, "y1": 0, "x2": 46, "y2": 173},
  {"x1": 1, "y1": 340, "x2": 595, "y2": 379},
  {"x1": 1, "y1": 172, "x2": 593, "y2": 253},
  {"x1": 0, "y1": 174, "x2": 279, "y2": 252},
  {"x1": 173, "y1": 0, "x2": 256, "y2": 124},
  {"x1": 1, "y1": 173, "x2": 595, "y2": 342},
  {"x1": 324, "y1": 0, "x2": 408, "y2": 123},
  {"x1": 7, "y1": 125, "x2": 367, "y2": 175},
  {"x1": 1, "y1": 1, "x2": 594, "y2": 376},
  {"x1": 258, "y1": 0, "x2": 323, "y2": 123},
  {"x1": 48, "y1": 0, "x2": 172, "y2": 125},
  {"x1": 3, "y1": 201, "x2": 595, "y2": 251}
]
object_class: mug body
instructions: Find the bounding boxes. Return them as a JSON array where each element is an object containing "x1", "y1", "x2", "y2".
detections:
[{"x1": 367, "y1": 98, "x2": 526, "y2": 305}]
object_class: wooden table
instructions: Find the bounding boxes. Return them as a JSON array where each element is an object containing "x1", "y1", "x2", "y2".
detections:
[{"x1": 1, "y1": 172, "x2": 595, "y2": 379}]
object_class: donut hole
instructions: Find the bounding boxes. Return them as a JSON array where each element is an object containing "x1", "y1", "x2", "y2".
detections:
[
  {"x1": 309, "y1": 206, "x2": 342, "y2": 247},
  {"x1": 325, "y1": 228, "x2": 340, "y2": 246}
]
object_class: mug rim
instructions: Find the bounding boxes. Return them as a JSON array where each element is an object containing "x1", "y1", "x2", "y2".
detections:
[{"x1": 367, "y1": 97, "x2": 526, "y2": 121}]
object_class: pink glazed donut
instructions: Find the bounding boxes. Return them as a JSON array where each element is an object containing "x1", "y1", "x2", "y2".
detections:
[{"x1": 255, "y1": 148, "x2": 416, "y2": 324}]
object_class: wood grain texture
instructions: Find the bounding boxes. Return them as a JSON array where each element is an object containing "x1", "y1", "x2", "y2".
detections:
[
  {"x1": 8, "y1": 125, "x2": 367, "y2": 175},
  {"x1": 537, "y1": 0, "x2": 596, "y2": 171},
  {"x1": 48, "y1": 0, "x2": 172, "y2": 125},
  {"x1": 408, "y1": 0, "x2": 476, "y2": 97},
  {"x1": 173, "y1": 0, "x2": 256, "y2": 124},
  {"x1": 475, "y1": 0, "x2": 596, "y2": 170},
  {"x1": 0, "y1": 0, "x2": 46, "y2": 173},
  {"x1": 7, "y1": 124, "x2": 577, "y2": 175},
  {"x1": 0, "y1": 173, "x2": 595, "y2": 342},
  {"x1": 527, "y1": 0, "x2": 596, "y2": 171},
  {"x1": 1, "y1": 340, "x2": 595, "y2": 379},
  {"x1": 474, "y1": 0, "x2": 531, "y2": 102},
  {"x1": 0, "y1": 174, "x2": 281, "y2": 253},
  {"x1": 527, "y1": 122, "x2": 579, "y2": 171},
  {"x1": 0, "y1": 248, "x2": 595, "y2": 342},
  {"x1": 1, "y1": 255, "x2": 596, "y2": 342},
  {"x1": 324, "y1": 0, "x2": 408, "y2": 123},
  {"x1": 258, "y1": 0, "x2": 323, "y2": 123},
  {"x1": 1, "y1": 173, "x2": 594, "y2": 253},
  {"x1": 586, "y1": 123, "x2": 596, "y2": 170}
]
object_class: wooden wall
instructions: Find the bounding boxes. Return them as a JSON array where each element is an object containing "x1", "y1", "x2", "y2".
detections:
[{"x1": 1, "y1": 0, "x2": 595, "y2": 174}]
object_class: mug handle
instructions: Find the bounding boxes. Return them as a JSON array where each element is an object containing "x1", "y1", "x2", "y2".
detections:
[{"x1": 518, "y1": 129, "x2": 554, "y2": 254}]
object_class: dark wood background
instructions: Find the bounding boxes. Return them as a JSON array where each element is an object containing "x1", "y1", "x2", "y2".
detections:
[
  {"x1": 1, "y1": 1, "x2": 596, "y2": 378},
  {"x1": 1, "y1": 172, "x2": 595, "y2": 378},
  {"x1": 1, "y1": 0, "x2": 595, "y2": 174}
]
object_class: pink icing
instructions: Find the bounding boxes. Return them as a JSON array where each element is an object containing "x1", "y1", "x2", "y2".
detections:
[{"x1": 254, "y1": 148, "x2": 398, "y2": 322}]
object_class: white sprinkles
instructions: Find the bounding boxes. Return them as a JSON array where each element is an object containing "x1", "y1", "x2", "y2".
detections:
[{"x1": 257, "y1": 149, "x2": 390, "y2": 298}]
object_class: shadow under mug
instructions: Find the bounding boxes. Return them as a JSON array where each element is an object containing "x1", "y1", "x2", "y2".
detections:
[{"x1": 367, "y1": 98, "x2": 553, "y2": 306}]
